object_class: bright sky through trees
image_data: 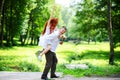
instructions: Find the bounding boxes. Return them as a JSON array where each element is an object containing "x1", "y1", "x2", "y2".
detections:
[
  {"x1": 55, "y1": 0, "x2": 82, "y2": 7},
  {"x1": 55, "y1": 0, "x2": 71, "y2": 7}
]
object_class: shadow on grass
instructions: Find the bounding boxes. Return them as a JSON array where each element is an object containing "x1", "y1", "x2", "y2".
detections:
[{"x1": 67, "y1": 50, "x2": 120, "y2": 62}]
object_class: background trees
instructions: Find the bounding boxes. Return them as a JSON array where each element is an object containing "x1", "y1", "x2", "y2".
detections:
[
  {"x1": 68, "y1": 0, "x2": 120, "y2": 64},
  {"x1": 0, "y1": 0, "x2": 119, "y2": 47},
  {"x1": 0, "y1": 0, "x2": 52, "y2": 46},
  {"x1": 69, "y1": 0, "x2": 120, "y2": 47}
]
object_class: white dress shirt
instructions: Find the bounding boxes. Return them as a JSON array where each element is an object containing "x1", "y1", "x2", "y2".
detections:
[{"x1": 45, "y1": 30, "x2": 60, "y2": 52}]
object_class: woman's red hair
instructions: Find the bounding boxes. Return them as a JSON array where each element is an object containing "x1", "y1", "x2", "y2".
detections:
[{"x1": 42, "y1": 18, "x2": 58, "y2": 35}]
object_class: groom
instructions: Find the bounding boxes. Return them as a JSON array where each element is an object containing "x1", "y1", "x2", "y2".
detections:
[{"x1": 40, "y1": 26, "x2": 67, "y2": 80}]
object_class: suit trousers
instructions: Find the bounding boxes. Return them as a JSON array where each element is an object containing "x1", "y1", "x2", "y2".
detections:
[{"x1": 41, "y1": 50, "x2": 58, "y2": 78}]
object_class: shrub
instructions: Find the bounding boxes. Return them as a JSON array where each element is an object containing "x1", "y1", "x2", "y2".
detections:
[{"x1": 19, "y1": 61, "x2": 40, "y2": 72}]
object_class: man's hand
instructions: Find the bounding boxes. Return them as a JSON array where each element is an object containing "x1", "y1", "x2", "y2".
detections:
[{"x1": 59, "y1": 35, "x2": 66, "y2": 45}]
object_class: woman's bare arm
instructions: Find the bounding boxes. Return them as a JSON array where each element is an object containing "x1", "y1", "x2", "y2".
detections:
[
  {"x1": 47, "y1": 5, "x2": 56, "y2": 27},
  {"x1": 40, "y1": 44, "x2": 51, "y2": 56}
]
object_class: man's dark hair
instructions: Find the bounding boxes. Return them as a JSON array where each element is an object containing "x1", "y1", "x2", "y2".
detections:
[{"x1": 62, "y1": 26, "x2": 67, "y2": 31}]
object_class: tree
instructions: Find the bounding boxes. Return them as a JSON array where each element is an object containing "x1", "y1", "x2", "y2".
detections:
[
  {"x1": 25, "y1": 0, "x2": 50, "y2": 45},
  {"x1": 0, "y1": 0, "x2": 50, "y2": 46},
  {"x1": 3, "y1": 0, "x2": 29, "y2": 46},
  {"x1": 0, "y1": 0, "x2": 5, "y2": 46},
  {"x1": 70, "y1": 0, "x2": 100, "y2": 43},
  {"x1": 94, "y1": 0, "x2": 120, "y2": 64},
  {"x1": 94, "y1": 0, "x2": 120, "y2": 47},
  {"x1": 107, "y1": 0, "x2": 114, "y2": 65}
]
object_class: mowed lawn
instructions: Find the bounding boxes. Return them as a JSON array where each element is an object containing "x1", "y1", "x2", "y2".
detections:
[{"x1": 0, "y1": 42, "x2": 120, "y2": 77}]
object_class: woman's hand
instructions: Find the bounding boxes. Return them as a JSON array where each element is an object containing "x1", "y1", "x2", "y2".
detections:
[{"x1": 38, "y1": 55, "x2": 42, "y2": 61}]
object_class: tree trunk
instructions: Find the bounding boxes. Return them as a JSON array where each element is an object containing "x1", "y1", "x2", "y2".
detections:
[
  {"x1": 20, "y1": 35, "x2": 24, "y2": 45},
  {"x1": 0, "y1": 0, "x2": 5, "y2": 46},
  {"x1": 24, "y1": 21, "x2": 30, "y2": 45},
  {"x1": 30, "y1": 34, "x2": 34, "y2": 45},
  {"x1": 87, "y1": 33, "x2": 90, "y2": 44},
  {"x1": 9, "y1": 0, "x2": 13, "y2": 46},
  {"x1": 107, "y1": 0, "x2": 114, "y2": 65}
]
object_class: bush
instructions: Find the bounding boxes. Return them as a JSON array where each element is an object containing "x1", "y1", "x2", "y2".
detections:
[
  {"x1": 19, "y1": 61, "x2": 40, "y2": 72},
  {"x1": 68, "y1": 54, "x2": 81, "y2": 63}
]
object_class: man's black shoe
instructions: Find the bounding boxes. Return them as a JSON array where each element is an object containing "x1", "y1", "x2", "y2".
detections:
[
  {"x1": 41, "y1": 77, "x2": 49, "y2": 80},
  {"x1": 51, "y1": 75, "x2": 59, "y2": 78}
]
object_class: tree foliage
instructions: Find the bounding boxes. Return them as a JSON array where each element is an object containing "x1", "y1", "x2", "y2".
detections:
[
  {"x1": 0, "y1": 0, "x2": 50, "y2": 46},
  {"x1": 70, "y1": 0, "x2": 102, "y2": 43},
  {"x1": 69, "y1": 0, "x2": 120, "y2": 47}
]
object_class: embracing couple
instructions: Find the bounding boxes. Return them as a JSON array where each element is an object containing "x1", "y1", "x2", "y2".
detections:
[{"x1": 38, "y1": 16, "x2": 67, "y2": 80}]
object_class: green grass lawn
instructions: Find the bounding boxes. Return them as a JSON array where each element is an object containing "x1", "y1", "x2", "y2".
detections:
[{"x1": 0, "y1": 42, "x2": 120, "y2": 77}]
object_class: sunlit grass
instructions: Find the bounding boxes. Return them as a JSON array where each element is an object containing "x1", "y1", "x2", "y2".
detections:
[
  {"x1": 0, "y1": 42, "x2": 120, "y2": 77},
  {"x1": 56, "y1": 42, "x2": 120, "y2": 77}
]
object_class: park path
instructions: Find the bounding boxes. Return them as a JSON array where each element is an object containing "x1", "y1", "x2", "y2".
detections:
[{"x1": 0, "y1": 72, "x2": 120, "y2": 80}]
